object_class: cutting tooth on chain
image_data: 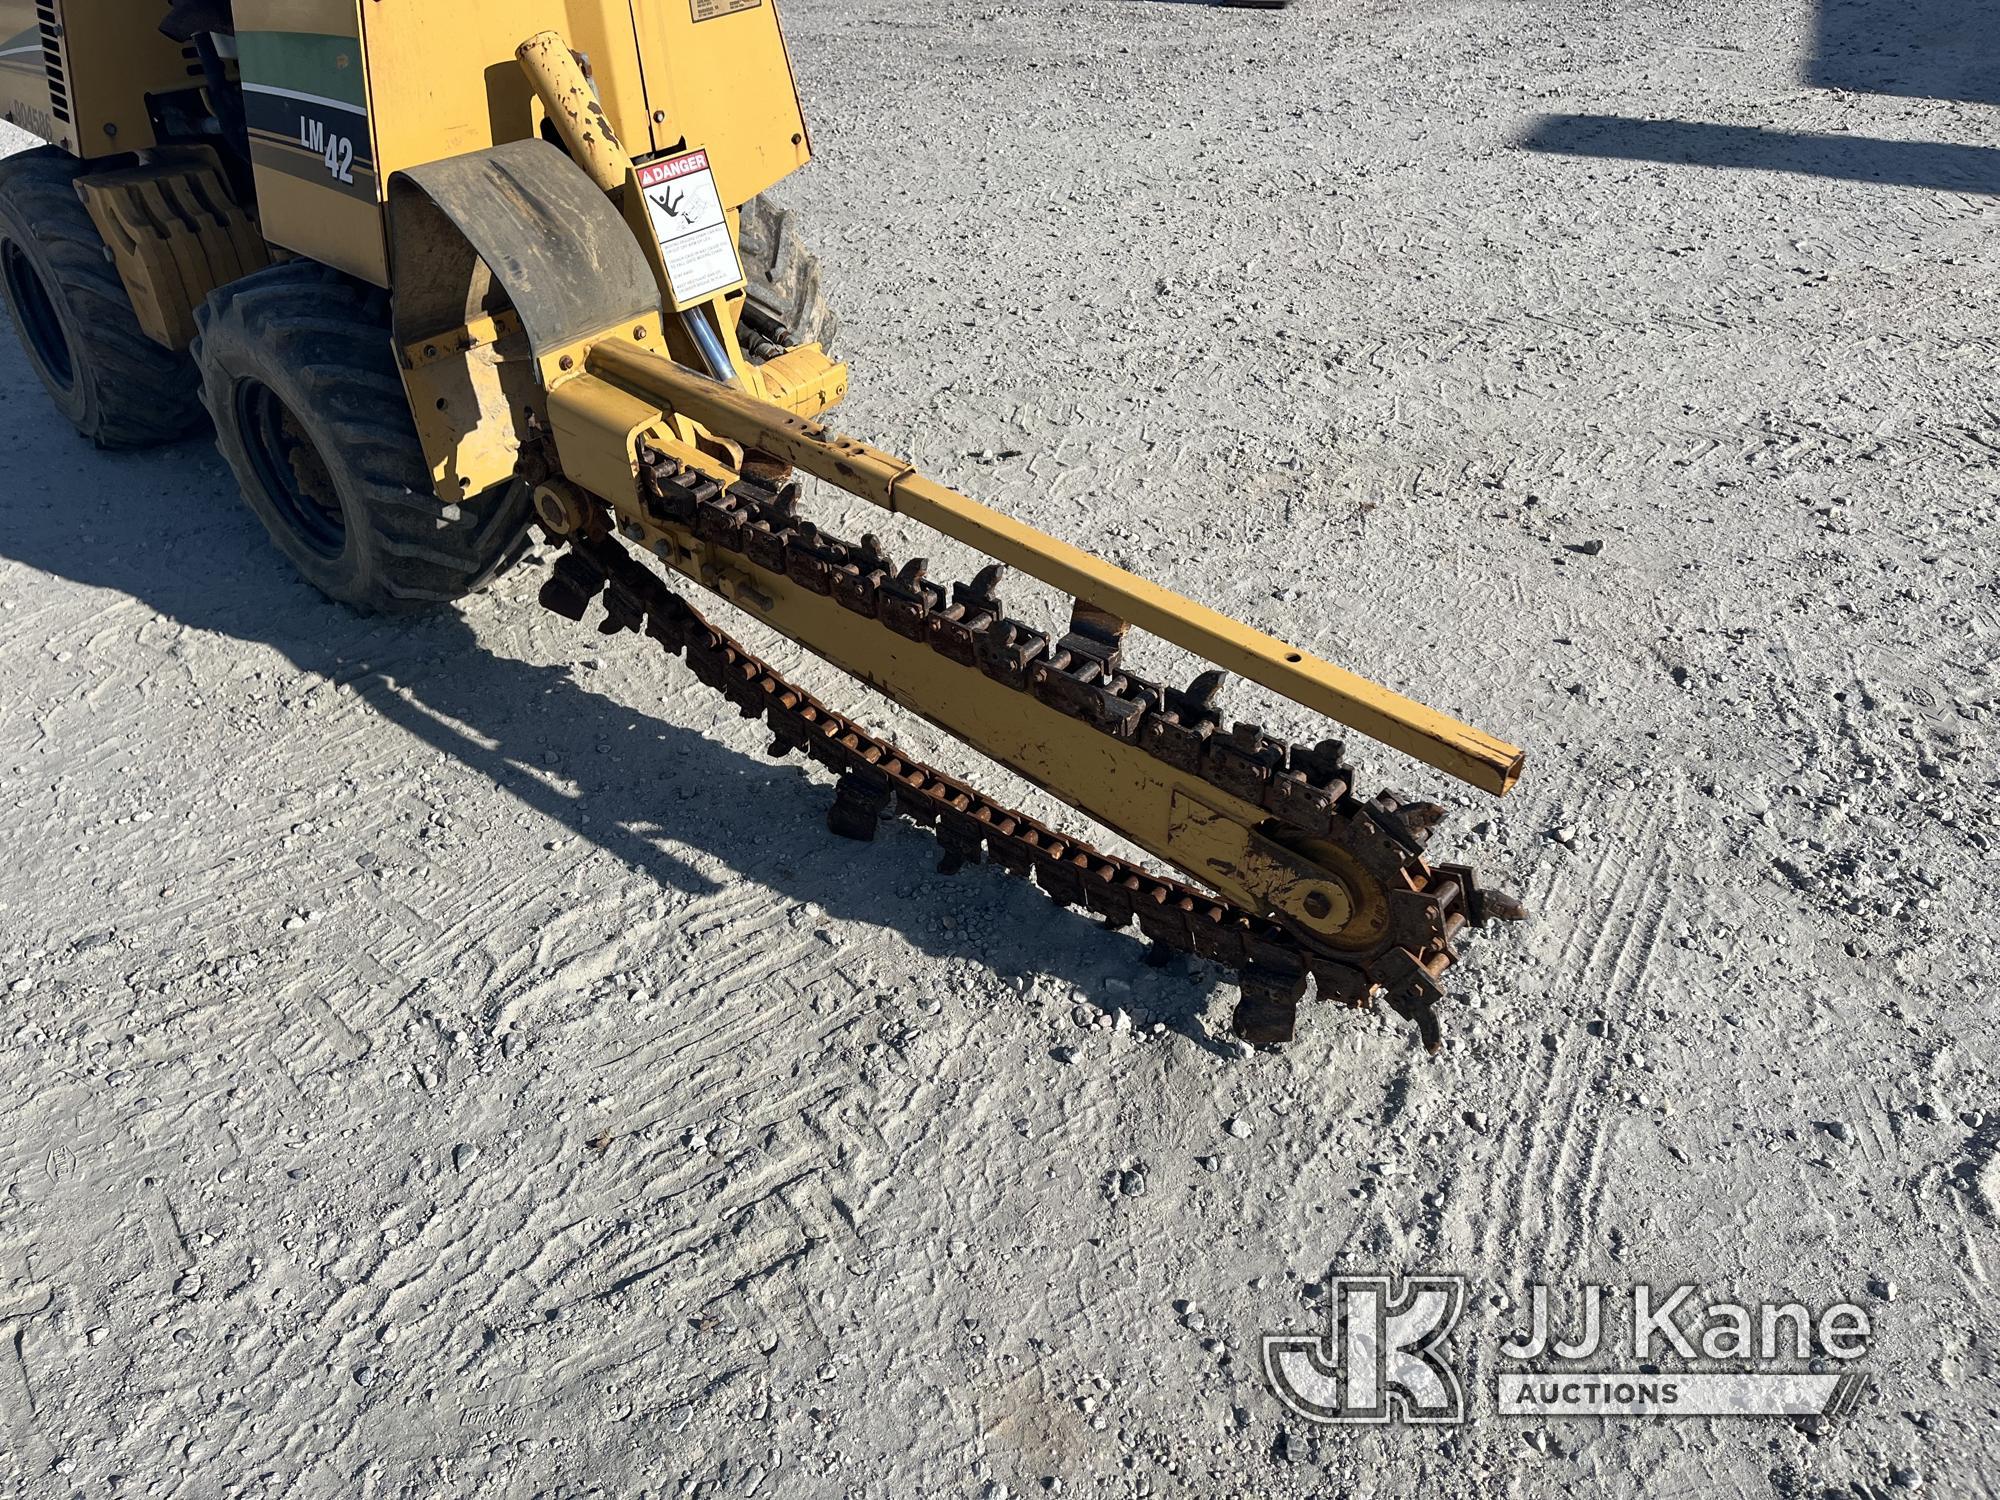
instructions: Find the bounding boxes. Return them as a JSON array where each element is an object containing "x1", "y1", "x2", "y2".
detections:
[
  {"x1": 827, "y1": 768, "x2": 894, "y2": 842},
  {"x1": 1233, "y1": 958, "x2": 1311, "y2": 1049},
  {"x1": 1397, "y1": 801, "x2": 1449, "y2": 843},
  {"x1": 960, "y1": 563, "x2": 1007, "y2": 612},
  {"x1": 1186, "y1": 669, "x2": 1228, "y2": 711}
]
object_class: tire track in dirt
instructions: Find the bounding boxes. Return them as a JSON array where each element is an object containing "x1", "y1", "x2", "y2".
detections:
[
  {"x1": 1546, "y1": 785, "x2": 1679, "y2": 1278},
  {"x1": 399, "y1": 878, "x2": 880, "y2": 1470},
  {"x1": 1458, "y1": 777, "x2": 1641, "y2": 1272},
  {"x1": 1455, "y1": 777, "x2": 1677, "y2": 1482},
  {"x1": 38, "y1": 862, "x2": 889, "y2": 1498}
]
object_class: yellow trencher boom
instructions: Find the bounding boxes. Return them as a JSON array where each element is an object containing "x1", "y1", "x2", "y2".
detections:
[{"x1": 0, "y1": 0, "x2": 1526, "y2": 1049}]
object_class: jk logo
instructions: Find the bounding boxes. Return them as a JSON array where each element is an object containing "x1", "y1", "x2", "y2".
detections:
[{"x1": 1261, "y1": 1274, "x2": 1467, "y2": 1425}]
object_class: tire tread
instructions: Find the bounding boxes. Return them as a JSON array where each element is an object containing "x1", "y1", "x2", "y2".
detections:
[
  {"x1": 194, "y1": 260, "x2": 531, "y2": 613},
  {"x1": 736, "y1": 195, "x2": 839, "y2": 356},
  {"x1": 0, "y1": 148, "x2": 204, "y2": 448}
]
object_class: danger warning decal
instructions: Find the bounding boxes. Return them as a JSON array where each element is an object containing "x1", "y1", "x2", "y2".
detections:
[
  {"x1": 636, "y1": 150, "x2": 746, "y2": 308},
  {"x1": 692, "y1": 0, "x2": 762, "y2": 20}
]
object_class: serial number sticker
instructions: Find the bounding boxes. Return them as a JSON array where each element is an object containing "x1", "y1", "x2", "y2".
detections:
[
  {"x1": 692, "y1": 0, "x2": 762, "y2": 20},
  {"x1": 636, "y1": 149, "x2": 745, "y2": 308}
]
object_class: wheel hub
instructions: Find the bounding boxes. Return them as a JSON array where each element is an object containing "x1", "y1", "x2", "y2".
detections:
[{"x1": 235, "y1": 380, "x2": 346, "y2": 557}]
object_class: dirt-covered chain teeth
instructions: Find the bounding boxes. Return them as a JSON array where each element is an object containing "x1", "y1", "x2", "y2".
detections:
[
  {"x1": 540, "y1": 449, "x2": 1513, "y2": 1050},
  {"x1": 630, "y1": 450, "x2": 1477, "y2": 854}
]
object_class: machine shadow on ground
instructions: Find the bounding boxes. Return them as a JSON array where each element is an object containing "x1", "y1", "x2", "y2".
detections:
[
  {"x1": 1518, "y1": 0, "x2": 2000, "y2": 194},
  {"x1": 1809, "y1": 0, "x2": 2000, "y2": 102},
  {"x1": 0, "y1": 351, "x2": 1242, "y2": 1055}
]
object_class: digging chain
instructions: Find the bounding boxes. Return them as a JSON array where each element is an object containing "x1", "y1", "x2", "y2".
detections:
[{"x1": 532, "y1": 444, "x2": 1522, "y2": 1049}]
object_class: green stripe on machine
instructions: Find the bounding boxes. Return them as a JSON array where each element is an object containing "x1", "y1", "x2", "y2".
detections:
[{"x1": 236, "y1": 30, "x2": 367, "y2": 109}]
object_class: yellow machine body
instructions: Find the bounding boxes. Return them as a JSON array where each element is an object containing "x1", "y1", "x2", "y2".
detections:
[
  {"x1": 0, "y1": 1, "x2": 829, "y2": 497},
  {"x1": 1, "y1": 2, "x2": 807, "y2": 286},
  {"x1": 0, "y1": 1, "x2": 196, "y2": 156},
  {"x1": 232, "y1": 0, "x2": 809, "y2": 286}
]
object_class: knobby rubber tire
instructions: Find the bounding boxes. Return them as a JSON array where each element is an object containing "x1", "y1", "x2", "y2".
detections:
[
  {"x1": 193, "y1": 261, "x2": 532, "y2": 613},
  {"x1": 0, "y1": 146, "x2": 204, "y2": 448},
  {"x1": 737, "y1": 196, "x2": 839, "y2": 356}
]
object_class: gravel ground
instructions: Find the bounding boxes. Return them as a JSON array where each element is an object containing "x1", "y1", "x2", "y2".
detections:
[{"x1": 1, "y1": 1, "x2": 1997, "y2": 1496}]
